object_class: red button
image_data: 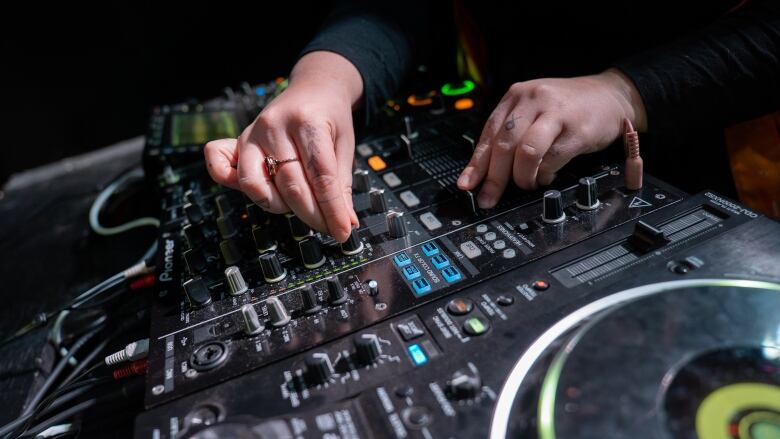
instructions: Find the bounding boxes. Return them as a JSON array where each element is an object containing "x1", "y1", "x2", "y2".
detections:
[{"x1": 532, "y1": 280, "x2": 549, "y2": 291}]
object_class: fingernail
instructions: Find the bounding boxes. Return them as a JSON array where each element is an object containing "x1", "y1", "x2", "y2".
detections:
[
  {"x1": 477, "y1": 192, "x2": 495, "y2": 209},
  {"x1": 458, "y1": 171, "x2": 471, "y2": 188}
]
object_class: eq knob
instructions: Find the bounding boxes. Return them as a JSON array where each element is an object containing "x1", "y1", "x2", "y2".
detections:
[
  {"x1": 353, "y1": 169, "x2": 371, "y2": 193},
  {"x1": 183, "y1": 202, "x2": 205, "y2": 224},
  {"x1": 266, "y1": 296, "x2": 291, "y2": 327},
  {"x1": 259, "y1": 252, "x2": 287, "y2": 283},
  {"x1": 446, "y1": 370, "x2": 482, "y2": 400},
  {"x1": 183, "y1": 248, "x2": 207, "y2": 274},
  {"x1": 219, "y1": 238, "x2": 242, "y2": 265},
  {"x1": 252, "y1": 226, "x2": 277, "y2": 253},
  {"x1": 370, "y1": 188, "x2": 388, "y2": 214},
  {"x1": 300, "y1": 285, "x2": 322, "y2": 314},
  {"x1": 327, "y1": 276, "x2": 348, "y2": 305},
  {"x1": 575, "y1": 177, "x2": 600, "y2": 210},
  {"x1": 183, "y1": 223, "x2": 204, "y2": 248},
  {"x1": 224, "y1": 266, "x2": 248, "y2": 296},
  {"x1": 305, "y1": 353, "x2": 333, "y2": 385},
  {"x1": 183, "y1": 189, "x2": 197, "y2": 205},
  {"x1": 183, "y1": 276, "x2": 212, "y2": 307},
  {"x1": 354, "y1": 334, "x2": 382, "y2": 365},
  {"x1": 240, "y1": 304, "x2": 264, "y2": 335},
  {"x1": 287, "y1": 214, "x2": 312, "y2": 241},
  {"x1": 214, "y1": 194, "x2": 234, "y2": 217},
  {"x1": 216, "y1": 215, "x2": 237, "y2": 239},
  {"x1": 299, "y1": 237, "x2": 326, "y2": 269},
  {"x1": 340, "y1": 229, "x2": 364, "y2": 255},
  {"x1": 386, "y1": 211, "x2": 407, "y2": 238},
  {"x1": 246, "y1": 203, "x2": 268, "y2": 227},
  {"x1": 542, "y1": 190, "x2": 566, "y2": 224}
]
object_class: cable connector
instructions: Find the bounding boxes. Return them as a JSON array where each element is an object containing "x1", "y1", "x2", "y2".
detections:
[
  {"x1": 130, "y1": 274, "x2": 156, "y2": 290},
  {"x1": 113, "y1": 358, "x2": 148, "y2": 380},
  {"x1": 623, "y1": 118, "x2": 643, "y2": 191},
  {"x1": 122, "y1": 260, "x2": 155, "y2": 279},
  {"x1": 104, "y1": 338, "x2": 149, "y2": 366}
]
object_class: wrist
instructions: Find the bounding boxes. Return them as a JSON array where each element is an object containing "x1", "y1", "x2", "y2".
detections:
[
  {"x1": 290, "y1": 51, "x2": 364, "y2": 109},
  {"x1": 598, "y1": 68, "x2": 648, "y2": 132}
]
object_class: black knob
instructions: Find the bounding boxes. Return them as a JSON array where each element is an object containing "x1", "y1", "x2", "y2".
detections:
[
  {"x1": 266, "y1": 296, "x2": 291, "y2": 327},
  {"x1": 219, "y1": 239, "x2": 242, "y2": 265},
  {"x1": 216, "y1": 215, "x2": 237, "y2": 239},
  {"x1": 542, "y1": 190, "x2": 566, "y2": 224},
  {"x1": 327, "y1": 276, "x2": 348, "y2": 305},
  {"x1": 287, "y1": 214, "x2": 312, "y2": 241},
  {"x1": 354, "y1": 334, "x2": 381, "y2": 365},
  {"x1": 340, "y1": 229, "x2": 364, "y2": 255},
  {"x1": 183, "y1": 189, "x2": 198, "y2": 205},
  {"x1": 353, "y1": 169, "x2": 371, "y2": 193},
  {"x1": 184, "y1": 248, "x2": 207, "y2": 274},
  {"x1": 386, "y1": 211, "x2": 407, "y2": 238},
  {"x1": 246, "y1": 203, "x2": 268, "y2": 227},
  {"x1": 252, "y1": 226, "x2": 277, "y2": 253},
  {"x1": 299, "y1": 237, "x2": 326, "y2": 269},
  {"x1": 184, "y1": 202, "x2": 204, "y2": 224},
  {"x1": 575, "y1": 177, "x2": 600, "y2": 210},
  {"x1": 183, "y1": 224, "x2": 204, "y2": 248},
  {"x1": 305, "y1": 353, "x2": 333, "y2": 385},
  {"x1": 446, "y1": 370, "x2": 482, "y2": 400},
  {"x1": 183, "y1": 276, "x2": 212, "y2": 307},
  {"x1": 214, "y1": 194, "x2": 233, "y2": 217},
  {"x1": 259, "y1": 252, "x2": 286, "y2": 283},
  {"x1": 369, "y1": 188, "x2": 388, "y2": 214},
  {"x1": 300, "y1": 285, "x2": 322, "y2": 314}
]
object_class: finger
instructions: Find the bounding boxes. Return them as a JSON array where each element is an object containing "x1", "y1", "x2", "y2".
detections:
[
  {"x1": 204, "y1": 138, "x2": 240, "y2": 190},
  {"x1": 334, "y1": 121, "x2": 359, "y2": 227},
  {"x1": 536, "y1": 142, "x2": 579, "y2": 186},
  {"x1": 476, "y1": 112, "x2": 534, "y2": 208},
  {"x1": 236, "y1": 129, "x2": 288, "y2": 214},
  {"x1": 294, "y1": 123, "x2": 353, "y2": 242},
  {"x1": 457, "y1": 98, "x2": 515, "y2": 190},
  {"x1": 512, "y1": 115, "x2": 563, "y2": 191}
]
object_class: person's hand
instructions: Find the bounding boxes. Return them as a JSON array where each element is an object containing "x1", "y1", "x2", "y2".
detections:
[
  {"x1": 204, "y1": 51, "x2": 363, "y2": 242},
  {"x1": 457, "y1": 69, "x2": 647, "y2": 208}
]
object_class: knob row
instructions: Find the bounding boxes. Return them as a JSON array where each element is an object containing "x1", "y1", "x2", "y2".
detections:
[{"x1": 542, "y1": 177, "x2": 602, "y2": 223}]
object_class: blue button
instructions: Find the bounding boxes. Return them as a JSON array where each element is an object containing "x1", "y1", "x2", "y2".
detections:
[
  {"x1": 411, "y1": 278, "x2": 432, "y2": 296},
  {"x1": 431, "y1": 254, "x2": 450, "y2": 269},
  {"x1": 393, "y1": 252, "x2": 412, "y2": 267},
  {"x1": 442, "y1": 266, "x2": 462, "y2": 283},
  {"x1": 421, "y1": 242, "x2": 439, "y2": 257},
  {"x1": 402, "y1": 264, "x2": 421, "y2": 280},
  {"x1": 407, "y1": 343, "x2": 428, "y2": 366},
  {"x1": 254, "y1": 86, "x2": 266, "y2": 97}
]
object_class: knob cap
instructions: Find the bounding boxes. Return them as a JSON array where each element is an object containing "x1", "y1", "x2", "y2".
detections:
[
  {"x1": 224, "y1": 266, "x2": 248, "y2": 296},
  {"x1": 183, "y1": 276, "x2": 211, "y2": 307},
  {"x1": 219, "y1": 238, "x2": 242, "y2": 265},
  {"x1": 246, "y1": 203, "x2": 268, "y2": 227},
  {"x1": 183, "y1": 224, "x2": 204, "y2": 248},
  {"x1": 183, "y1": 189, "x2": 198, "y2": 205},
  {"x1": 184, "y1": 248, "x2": 207, "y2": 274},
  {"x1": 252, "y1": 226, "x2": 277, "y2": 253},
  {"x1": 240, "y1": 304, "x2": 264, "y2": 335},
  {"x1": 542, "y1": 190, "x2": 566, "y2": 224},
  {"x1": 214, "y1": 194, "x2": 234, "y2": 217},
  {"x1": 367, "y1": 279, "x2": 379, "y2": 296},
  {"x1": 327, "y1": 276, "x2": 348, "y2": 305},
  {"x1": 353, "y1": 169, "x2": 371, "y2": 193},
  {"x1": 446, "y1": 370, "x2": 482, "y2": 400},
  {"x1": 354, "y1": 334, "x2": 381, "y2": 365},
  {"x1": 305, "y1": 353, "x2": 333, "y2": 385},
  {"x1": 183, "y1": 202, "x2": 204, "y2": 224},
  {"x1": 266, "y1": 296, "x2": 291, "y2": 327},
  {"x1": 216, "y1": 215, "x2": 237, "y2": 239},
  {"x1": 369, "y1": 188, "x2": 388, "y2": 214},
  {"x1": 299, "y1": 237, "x2": 326, "y2": 269},
  {"x1": 386, "y1": 211, "x2": 407, "y2": 238},
  {"x1": 259, "y1": 252, "x2": 286, "y2": 283},
  {"x1": 340, "y1": 229, "x2": 364, "y2": 255},
  {"x1": 300, "y1": 285, "x2": 322, "y2": 314},
  {"x1": 287, "y1": 214, "x2": 312, "y2": 241},
  {"x1": 575, "y1": 177, "x2": 600, "y2": 210}
]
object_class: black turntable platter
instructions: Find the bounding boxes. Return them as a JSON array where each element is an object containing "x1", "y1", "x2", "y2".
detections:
[{"x1": 495, "y1": 280, "x2": 780, "y2": 439}]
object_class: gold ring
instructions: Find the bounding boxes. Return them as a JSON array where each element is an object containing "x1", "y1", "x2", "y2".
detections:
[{"x1": 265, "y1": 156, "x2": 298, "y2": 178}]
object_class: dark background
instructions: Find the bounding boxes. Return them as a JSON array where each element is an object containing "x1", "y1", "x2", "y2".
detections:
[{"x1": 0, "y1": 1, "x2": 333, "y2": 185}]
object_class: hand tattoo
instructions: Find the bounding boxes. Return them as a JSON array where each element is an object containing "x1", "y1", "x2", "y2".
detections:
[{"x1": 505, "y1": 114, "x2": 521, "y2": 131}]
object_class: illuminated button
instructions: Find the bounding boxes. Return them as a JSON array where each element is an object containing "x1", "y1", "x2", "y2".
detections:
[
  {"x1": 411, "y1": 278, "x2": 432, "y2": 296},
  {"x1": 407, "y1": 92, "x2": 435, "y2": 106},
  {"x1": 463, "y1": 316, "x2": 490, "y2": 336},
  {"x1": 368, "y1": 155, "x2": 387, "y2": 171},
  {"x1": 493, "y1": 240, "x2": 506, "y2": 250},
  {"x1": 431, "y1": 254, "x2": 450, "y2": 269},
  {"x1": 484, "y1": 231, "x2": 497, "y2": 241},
  {"x1": 400, "y1": 190, "x2": 420, "y2": 208},
  {"x1": 441, "y1": 80, "x2": 475, "y2": 96},
  {"x1": 402, "y1": 264, "x2": 422, "y2": 281},
  {"x1": 475, "y1": 224, "x2": 488, "y2": 233},
  {"x1": 356, "y1": 143, "x2": 374, "y2": 157},
  {"x1": 460, "y1": 241, "x2": 482, "y2": 259},
  {"x1": 393, "y1": 252, "x2": 412, "y2": 267},
  {"x1": 419, "y1": 212, "x2": 442, "y2": 231},
  {"x1": 441, "y1": 266, "x2": 462, "y2": 283},
  {"x1": 254, "y1": 86, "x2": 266, "y2": 97},
  {"x1": 533, "y1": 280, "x2": 550, "y2": 291},
  {"x1": 454, "y1": 98, "x2": 474, "y2": 110},
  {"x1": 447, "y1": 298, "x2": 473, "y2": 316},
  {"x1": 503, "y1": 248, "x2": 517, "y2": 259},
  {"x1": 407, "y1": 344, "x2": 428, "y2": 366},
  {"x1": 382, "y1": 172, "x2": 402, "y2": 188},
  {"x1": 421, "y1": 242, "x2": 439, "y2": 257}
]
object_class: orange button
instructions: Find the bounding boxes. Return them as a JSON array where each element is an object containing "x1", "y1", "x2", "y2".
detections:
[
  {"x1": 368, "y1": 155, "x2": 387, "y2": 171},
  {"x1": 454, "y1": 98, "x2": 474, "y2": 111}
]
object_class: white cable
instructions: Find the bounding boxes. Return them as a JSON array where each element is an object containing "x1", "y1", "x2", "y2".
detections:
[
  {"x1": 89, "y1": 168, "x2": 160, "y2": 236},
  {"x1": 104, "y1": 339, "x2": 149, "y2": 366}
]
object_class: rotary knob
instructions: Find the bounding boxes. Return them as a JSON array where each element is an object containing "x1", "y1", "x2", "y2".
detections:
[
  {"x1": 183, "y1": 224, "x2": 204, "y2": 248},
  {"x1": 353, "y1": 169, "x2": 371, "y2": 193},
  {"x1": 287, "y1": 214, "x2": 312, "y2": 241},
  {"x1": 219, "y1": 238, "x2": 242, "y2": 265},
  {"x1": 446, "y1": 370, "x2": 482, "y2": 400},
  {"x1": 369, "y1": 188, "x2": 388, "y2": 214},
  {"x1": 266, "y1": 296, "x2": 291, "y2": 327},
  {"x1": 305, "y1": 353, "x2": 333, "y2": 385},
  {"x1": 386, "y1": 211, "x2": 407, "y2": 238},
  {"x1": 183, "y1": 202, "x2": 205, "y2": 224},
  {"x1": 354, "y1": 334, "x2": 381, "y2": 366},
  {"x1": 327, "y1": 276, "x2": 348, "y2": 305},
  {"x1": 252, "y1": 226, "x2": 277, "y2": 253},
  {"x1": 575, "y1": 177, "x2": 600, "y2": 210},
  {"x1": 542, "y1": 190, "x2": 566, "y2": 224},
  {"x1": 214, "y1": 194, "x2": 234, "y2": 217},
  {"x1": 245, "y1": 203, "x2": 268, "y2": 227},
  {"x1": 259, "y1": 252, "x2": 287, "y2": 283},
  {"x1": 183, "y1": 276, "x2": 212, "y2": 307},
  {"x1": 300, "y1": 285, "x2": 322, "y2": 314},
  {"x1": 224, "y1": 266, "x2": 248, "y2": 296},
  {"x1": 216, "y1": 215, "x2": 237, "y2": 239},
  {"x1": 240, "y1": 304, "x2": 264, "y2": 335},
  {"x1": 184, "y1": 248, "x2": 207, "y2": 274},
  {"x1": 299, "y1": 237, "x2": 326, "y2": 269},
  {"x1": 340, "y1": 229, "x2": 364, "y2": 255}
]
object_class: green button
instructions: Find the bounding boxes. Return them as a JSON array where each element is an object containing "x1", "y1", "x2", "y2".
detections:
[{"x1": 463, "y1": 317, "x2": 489, "y2": 336}]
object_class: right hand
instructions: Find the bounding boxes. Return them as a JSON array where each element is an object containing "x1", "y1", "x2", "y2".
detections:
[{"x1": 204, "y1": 51, "x2": 364, "y2": 242}]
